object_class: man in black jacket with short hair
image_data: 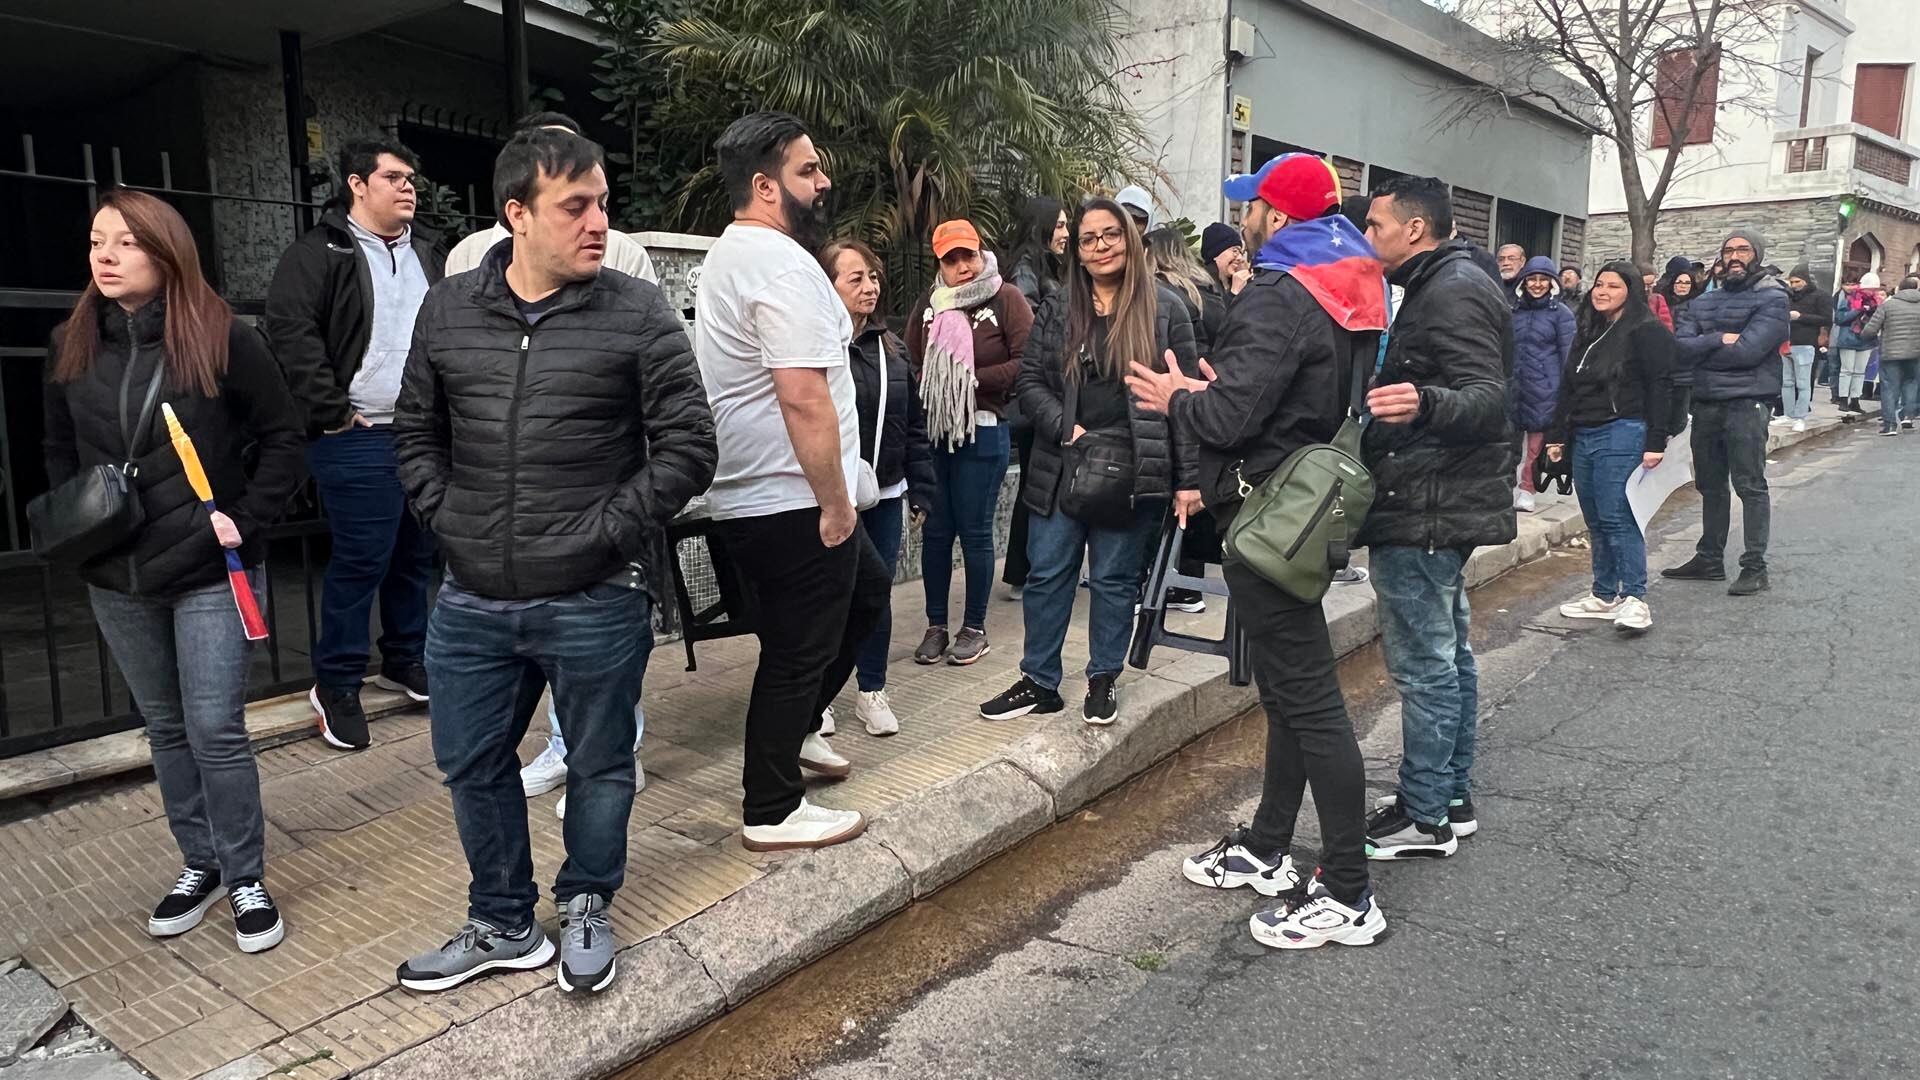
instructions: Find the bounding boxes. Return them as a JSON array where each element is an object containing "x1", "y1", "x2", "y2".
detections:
[
  {"x1": 1358, "y1": 176, "x2": 1515, "y2": 862},
  {"x1": 390, "y1": 127, "x2": 715, "y2": 997}
]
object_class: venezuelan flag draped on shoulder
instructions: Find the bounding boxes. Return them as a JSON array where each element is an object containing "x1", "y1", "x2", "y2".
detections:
[{"x1": 1252, "y1": 215, "x2": 1388, "y2": 333}]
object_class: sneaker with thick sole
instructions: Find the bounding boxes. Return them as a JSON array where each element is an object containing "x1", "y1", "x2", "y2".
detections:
[
  {"x1": 913, "y1": 626, "x2": 950, "y2": 664},
  {"x1": 1248, "y1": 880, "x2": 1386, "y2": 949},
  {"x1": 1181, "y1": 828, "x2": 1300, "y2": 896},
  {"x1": 1083, "y1": 673, "x2": 1119, "y2": 725},
  {"x1": 1791, "y1": 419, "x2": 1807, "y2": 433},
  {"x1": 1769, "y1": 415, "x2": 1793, "y2": 427},
  {"x1": 1661, "y1": 556, "x2": 1726, "y2": 581},
  {"x1": 980, "y1": 676, "x2": 1065, "y2": 721},
  {"x1": 1365, "y1": 804, "x2": 1458, "y2": 860},
  {"x1": 1728, "y1": 568, "x2": 1770, "y2": 596},
  {"x1": 228, "y1": 880, "x2": 285, "y2": 953},
  {"x1": 520, "y1": 741, "x2": 568, "y2": 798},
  {"x1": 949, "y1": 626, "x2": 991, "y2": 665},
  {"x1": 397, "y1": 920, "x2": 554, "y2": 992},
  {"x1": 1374, "y1": 794, "x2": 1478, "y2": 838},
  {"x1": 741, "y1": 798, "x2": 867, "y2": 852},
  {"x1": 310, "y1": 685, "x2": 369, "y2": 750},
  {"x1": 147, "y1": 866, "x2": 225, "y2": 938},
  {"x1": 1560, "y1": 594, "x2": 1624, "y2": 620},
  {"x1": 1164, "y1": 588, "x2": 1207, "y2": 614},
  {"x1": 372, "y1": 660, "x2": 429, "y2": 703},
  {"x1": 1332, "y1": 566, "x2": 1369, "y2": 585},
  {"x1": 1881, "y1": 428, "x2": 1902, "y2": 437},
  {"x1": 558, "y1": 894, "x2": 616, "y2": 993},
  {"x1": 798, "y1": 731, "x2": 851, "y2": 778},
  {"x1": 856, "y1": 689, "x2": 900, "y2": 736},
  {"x1": 1513, "y1": 488, "x2": 1537, "y2": 513},
  {"x1": 819, "y1": 705, "x2": 836, "y2": 737},
  {"x1": 1906, "y1": 420, "x2": 1916, "y2": 430},
  {"x1": 1614, "y1": 596, "x2": 1652, "y2": 633}
]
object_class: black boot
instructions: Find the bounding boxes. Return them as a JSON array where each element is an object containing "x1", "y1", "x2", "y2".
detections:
[
  {"x1": 1728, "y1": 568, "x2": 1770, "y2": 596},
  {"x1": 1661, "y1": 556, "x2": 1727, "y2": 581}
]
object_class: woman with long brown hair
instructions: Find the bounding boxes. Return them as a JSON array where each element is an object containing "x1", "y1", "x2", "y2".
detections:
[
  {"x1": 42, "y1": 190, "x2": 304, "y2": 953},
  {"x1": 979, "y1": 196, "x2": 1199, "y2": 725}
]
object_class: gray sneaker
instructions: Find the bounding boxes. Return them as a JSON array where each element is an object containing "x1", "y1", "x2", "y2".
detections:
[
  {"x1": 396, "y1": 919, "x2": 554, "y2": 992},
  {"x1": 948, "y1": 626, "x2": 991, "y2": 666},
  {"x1": 558, "y1": 893, "x2": 617, "y2": 993},
  {"x1": 913, "y1": 626, "x2": 950, "y2": 664}
]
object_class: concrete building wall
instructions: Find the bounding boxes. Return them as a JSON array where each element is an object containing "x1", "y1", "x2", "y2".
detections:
[{"x1": 1113, "y1": 0, "x2": 1229, "y2": 224}]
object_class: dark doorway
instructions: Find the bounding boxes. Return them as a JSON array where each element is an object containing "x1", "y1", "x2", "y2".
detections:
[{"x1": 1496, "y1": 198, "x2": 1559, "y2": 265}]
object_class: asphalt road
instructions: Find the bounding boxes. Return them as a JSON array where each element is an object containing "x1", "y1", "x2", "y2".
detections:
[{"x1": 777, "y1": 423, "x2": 1920, "y2": 1080}]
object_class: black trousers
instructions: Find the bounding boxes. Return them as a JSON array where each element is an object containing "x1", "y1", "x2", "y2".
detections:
[
  {"x1": 1690, "y1": 397, "x2": 1772, "y2": 573},
  {"x1": 713, "y1": 507, "x2": 890, "y2": 825},
  {"x1": 1224, "y1": 561, "x2": 1369, "y2": 903},
  {"x1": 1003, "y1": 423, "x2": 1035, "y2": 587}
]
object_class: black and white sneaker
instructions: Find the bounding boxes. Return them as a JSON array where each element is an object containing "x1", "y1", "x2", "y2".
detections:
[
  {"x1": 147, "y1": 866, "x2": 225, "y2": 938},
  {"x1": 1373, "y1": 793, "x2": 1479, "y2": 838},
  {"x1": 1248, "y1": 878, "x2": 1387, "y2": 949},
  {"x1": 1365, "y1": 803, "x2": 1458, "y2": 860},
  {"x1": 1083, "y1": 674, "x2": 1119, "y2": 725},
  {"x1": 228, "y1": 880, "x2": 285, "y2": 953},
  {"x1": 980, "y1": 676, "x2": 1065, "y2": 721},
  {"x1": 1164, "y1": 588, "x2": 1207, "y2": 614},
  {"x1": 310, "y1": 685, "x2": 369, "y2": 751},
  {"x1": 1181, "y1": 827, "x2": 1300, "y2": 896},
  {"x1": 373, "y1": 660, "x2": 430, "y2": 703}
]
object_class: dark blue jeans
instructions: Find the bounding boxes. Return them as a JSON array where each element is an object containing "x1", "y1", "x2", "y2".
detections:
[
  {"x1": 1371, "y1": 545, "x2": 1479, "y2": 827},
  {"x1": 1882, "y1": 357, "x2": 1920, "y2": 430},
  {"x1": 308, "y1": 425, "x2": 436, "y2": 690},
  {"x1": 855, "y1": 497, "x2": 907, "y2": 692},
  {"x1": 923, "y1": 424, "x2": 1010, "y2": 630},
  {"x1": 1573, "y1": 418, "x2": 1649, "y2": 601},
  {"x1": 426, "y1": 585, "x2": 651, "y2": 929},
  {"x1": 1020, "y1": 502, "x2": 1161, "y2": 691}
]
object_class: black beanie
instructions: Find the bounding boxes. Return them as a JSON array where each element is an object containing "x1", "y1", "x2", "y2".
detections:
[{"x1": 1201, "y1": 222, "x2": 1242, "y2": 263}]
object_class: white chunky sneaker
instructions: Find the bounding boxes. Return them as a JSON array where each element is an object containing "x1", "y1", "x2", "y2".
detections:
[
  {"x1": 1613, "y1": 596, "x2": 1652, "y2": 634},
  {"x1": 741, "y1": 798, "x2": 867, "y2": 852},
  {"x1": 856, "y1": 690, "x2": 900, "y2": 736},
  {"x1": 1559, "y1": 594, "x2": 1625, "y2": 620},
  {"x1": 1181, "y1": 828, "x2": 1301, "y2": 896},
  {"x1": 819, "y1": 705, "x2": 836, "y2": 737},
  {"x1": 1248, "y1": 881, "x2": 1386, "y2": 950},
  {"x1": 799, "y1": 731, "x2": 851, "y2": 778},
  {"x1": 520, "y1": 741, "x2": 568, "y2": 798}
]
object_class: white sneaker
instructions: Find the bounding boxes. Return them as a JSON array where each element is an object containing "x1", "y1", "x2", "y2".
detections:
[
  {"x1": 1791, "y1": 419, "x2": 1807, "y2": 433},
  {"x1": 1248, "y1": 881, "x2": 1386, "y2": 950},
  {"x1": 1769, "y1": 415, "x2": 1793, "y2": 426},
  {"x1": 819, "y1": 705, "x2": 836, "y2": 737},
  {"x1": 1181, "y1": 829, "x2": 1301, "y2": 896},
  {"x1": 521, "y1": 742, "x2": 568, "y2": 798},
  {"x1": 799, "y1": 731, "x2": 851, "y2": 778},
  {"x1": 855, "y1": 690, "x2": 900, "y2": 736},
  {"x1": 741, "y1": 798, "x2": 867, "y2": 851},
  {"x1": 1559, "y1": 594, "x2": 1625, "y2": 620},
  {"x1": 1613, "y1": 596, "x2": 1652, "y2": 634},
  {"x1": 556, "y1": 760, "x2": 643, "y2": 820},
  {"x1": 1513, "y1": 488, "x2": 1537, "y2": 513}
]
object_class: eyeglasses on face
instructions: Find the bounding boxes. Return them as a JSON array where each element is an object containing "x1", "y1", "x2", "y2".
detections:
[
  {"x1": 1078, "y1": 228, "x2": 1126, "y2": 251},
  {"x1": 375, "y1": 171, "x2": 418, "y2": 190},
  {"x1": 1721, "y1": 243, "x2": 1754, "y2": 257}
]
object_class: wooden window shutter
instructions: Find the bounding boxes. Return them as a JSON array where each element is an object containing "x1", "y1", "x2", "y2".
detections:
[
  {"x1": 1853, "y1": 64, "x2": 1910, "y2": 139},
  {"x1": 1689, "y1": 53, "x2": 1720, "y2": 144},
  {"x1": 1651, "y1": 49, "x2": 1718, "y2": 149}
]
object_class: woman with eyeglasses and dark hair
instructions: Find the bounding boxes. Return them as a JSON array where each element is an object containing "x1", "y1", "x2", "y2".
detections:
[
  {"x1": 979, "y1": 196, "x2": 1199, "y2": 726},
  {"x1": 43, "y1": 190, "x2": 304, "y2": 954}
]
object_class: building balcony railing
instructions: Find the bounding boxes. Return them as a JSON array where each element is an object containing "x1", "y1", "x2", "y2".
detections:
[{"x1": 1774, "y1": 122, "x2": 1920, "y2": 194}]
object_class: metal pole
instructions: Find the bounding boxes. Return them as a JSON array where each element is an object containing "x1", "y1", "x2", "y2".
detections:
[
  {"x1": 280, "y1": 30, "x2": 312, "y2": 234},
  {"x1": 502, "y1": 0, "x2": 530, "y2": 122}
]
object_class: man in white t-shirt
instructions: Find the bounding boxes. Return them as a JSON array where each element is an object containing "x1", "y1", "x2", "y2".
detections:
[{"x1": 695, "y1": 111, "x2": 890, "y2": 851}]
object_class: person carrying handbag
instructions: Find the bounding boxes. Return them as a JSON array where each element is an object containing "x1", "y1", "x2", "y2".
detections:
[{"x1": 977, "y1": 196, "x2": 1199, "y2": 727}]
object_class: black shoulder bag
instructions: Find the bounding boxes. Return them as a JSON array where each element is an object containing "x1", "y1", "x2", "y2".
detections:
[
  {"x1": 1056, "y1": 356, "x2": 1138, "y2": 529},
  {"x1": 28, "y1": 359, "x2": 167, "y2": 564}
]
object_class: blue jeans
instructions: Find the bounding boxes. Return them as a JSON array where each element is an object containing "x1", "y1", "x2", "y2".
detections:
[
  {"x1": 855, "y1": 497, "x2": 907, "y2": 691},
  {"x1": 90, "y1": 574, "x2": 267, "y2": 884},
  {"x1": 427, "y1": 585, "x2": 651, "y2": 929},
  {"x1": 1880, "y1": 357, "x2": 1920, "y2": 431},
  {"x1": 1371, "y1": 545, "x2": 1479, "y2": 826},
  {"x1": 1020, "y1": 503, "x2": 1161, "y2": 691},
  {"x1": 924, "y1": 425, "x2": 1010, "y2": 630},
  {"x1": 1783, "y1": 345, "x2": 1816, "y2": 419},
  {"x1": 1573, "y1": 418, "x2": 1650, "y2": 600},
  {"x1": 307, "y1": 425, "x2": 437, "y2": 690},
  {"x1": 546, "y1": 699, "x2": 644, "y2": 757}
]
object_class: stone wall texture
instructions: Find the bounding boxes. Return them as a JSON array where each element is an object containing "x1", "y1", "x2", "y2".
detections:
[{"x1": 1585, "y1": 196, "x2": 1851, "y2": 281}]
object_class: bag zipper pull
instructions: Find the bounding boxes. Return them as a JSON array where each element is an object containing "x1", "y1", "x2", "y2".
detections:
[{"x1": 1233, "y1": 462, "x2": 1252, "y2": 498}]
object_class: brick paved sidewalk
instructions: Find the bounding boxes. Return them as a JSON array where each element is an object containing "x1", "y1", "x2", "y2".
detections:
[{"x1": 0, "y1": 563, "x2": 1229, "y2": 1080}]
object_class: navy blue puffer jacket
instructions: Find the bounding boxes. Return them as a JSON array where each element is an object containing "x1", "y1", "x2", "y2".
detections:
[
  {"x1": 1673, "y1": 273, "x2": 1790, "y2": 402},
  {"x1": 1509, "y1": 256, "x2": 1575, "y2": 431}
]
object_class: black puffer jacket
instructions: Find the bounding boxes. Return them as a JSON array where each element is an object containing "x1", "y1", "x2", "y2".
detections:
[
  {"x1": 42, "y1": 300, "x2": 306, "y2": 596},
  {"x1": 1017, "y1": 284, "x2": 1199, "y2": 516},
  {"x1": 265, "y1": 207, "x2": 445, "y2": 436},
  {"x1": 1672, "y1": 274, "x2": 1789, "y2": 402},
  {"x1": 391, "y1": 244, "x2": 716, "y2": 601},
  {"x1": 1358, "y1": 241, "x2": 1518, "y2": 551},
  {"x1": 849, "y1": 324, "x2": 937, "y2": 517}
]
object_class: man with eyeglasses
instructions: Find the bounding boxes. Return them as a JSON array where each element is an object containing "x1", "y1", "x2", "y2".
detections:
[
  {"x1": 1665, "y1": 228, "x2": 1790, "y2": 596},
  {"x1": 266, "y1": 137, "x2": 446, "y2": 750}
]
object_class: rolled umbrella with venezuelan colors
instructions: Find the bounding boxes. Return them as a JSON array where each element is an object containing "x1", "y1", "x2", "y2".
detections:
[{"x1": 161, "y1": 402, "x2": 270, "y2": 640}]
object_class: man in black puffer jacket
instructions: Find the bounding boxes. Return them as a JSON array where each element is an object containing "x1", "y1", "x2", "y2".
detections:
[
  {"x1": 1357, "y1": 176, "x2": 1514, "y2": 862},
  {"x1": 1665, "y1": 228, "x2": 1789, "y2": 595},
  {"x1": 391, "y1": 127, "x2": 715, "y2": 997}
]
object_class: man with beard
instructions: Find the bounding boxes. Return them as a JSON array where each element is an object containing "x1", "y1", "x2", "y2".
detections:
[
  {"x1": 694, "y1": 112, "x2": 888, "y2": 851},
  {"x1": 1664, "y1": 228, "x2": 1789, "y2": 595}
]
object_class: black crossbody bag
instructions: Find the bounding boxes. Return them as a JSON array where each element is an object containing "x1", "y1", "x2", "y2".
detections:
[
  {"x1": 28, "y1": 359, "x2": 167, "y2": 563},
  {"x1": 1057, "y1": 363, "x2": 1138, "y2": 529}
]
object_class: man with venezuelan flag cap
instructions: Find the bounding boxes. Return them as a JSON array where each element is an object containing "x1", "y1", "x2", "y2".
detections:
[{"x1": 1128, "y1": 152, "x2": 1389, "y2": 951}]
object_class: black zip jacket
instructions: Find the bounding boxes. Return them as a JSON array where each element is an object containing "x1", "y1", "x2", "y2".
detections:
[
  {"x1": 1787, "y1": 283, "x2": 1833, "y2": 347},
  {"x1": 849, "y1": 324, "x2": 937, "y2": 517},
  {"x1": 43, "y1": 300, "x2": 306, "y2": 596},
  {"x1": 265, "y1": 206, "x2": 445, "y2": 436},
  {"x1": 1547, "y1": 317, "x2": 1675, "y2": 454},
  {"x1": 390, "y1": 243, "x2": 716, "y2": 602},
  {"x1": 1357, "y1": 240, "x2": 1518, "y2": 552}
]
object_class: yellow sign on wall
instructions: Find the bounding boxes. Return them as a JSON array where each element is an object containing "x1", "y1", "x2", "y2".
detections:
[
  {"x1": 306, "y1": 120, "x2": 324, "y2": 157},
  {"x1": 1231, "y1": 96, "x2": 1253, "y2": 132}
]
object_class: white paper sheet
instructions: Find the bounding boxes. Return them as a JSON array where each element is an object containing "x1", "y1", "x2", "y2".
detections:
[{"x1": 1625, "y1": 422, "x2": 1693, "y2": 535}]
